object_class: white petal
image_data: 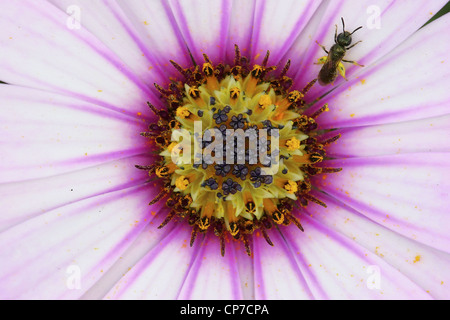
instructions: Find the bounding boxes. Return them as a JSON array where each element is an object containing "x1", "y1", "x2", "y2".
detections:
[
  {"x1": 0, "y1": 86, "x2": 150, "y2": 183},
  {"x1": 102, "y1": 224, "x2": 198, "y2": 299},
  {"x1": 283, "y1": 212, "x2": 435, "y2": 299},
  {"x1": 176, "y1": 235, "x2": 243, "y2": 300},
  {"x1": 0, "y1": 155, "x2": 150, "y2": 232},
  {"x1": 224, "y1": 0, "x2": 257, "y2": 61},
  {"x1": 116, "y1": 0, "x2": 196, "y2": 79},
  {"x1": 248, "y1": 0, "x2": 321, "y2": 65},
  {"x1": 252, "y1": 229, "x2": 314, "y2": 299},
  {"x1": 47, "y1": 0, "x2": 170, "y2": 85},
  {"x1": 302, "y1": 191, "x2": 450, "y2": 299},
  {"x1": 325, "y1": 115, "x2": 450, "y2": 158},
  {"x1": 0, "y1": 184, "x2": 159, "y2": 299},
  {"x1": 168, "y1": 0, "x2": 233, "y2": 64},
  {"x1": 314, "y1": 153, "x2": 450, "y2": 253},
  {"x1": 0, "y1": 0, "x2": 154, "y2": 109}
]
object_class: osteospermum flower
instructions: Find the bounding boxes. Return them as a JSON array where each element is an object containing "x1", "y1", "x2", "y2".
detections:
[{"x1": 0, "y1": 0, "x2": 449, "y2": 300}]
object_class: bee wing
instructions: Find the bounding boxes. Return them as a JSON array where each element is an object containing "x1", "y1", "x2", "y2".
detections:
[{"x1": 318, "y1": 53, "x2": 339, "y2": 86}]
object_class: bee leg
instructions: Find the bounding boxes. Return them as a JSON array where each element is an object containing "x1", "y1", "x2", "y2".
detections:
[
  {"x1": 337, "y1": 62, "x2": 348, "y2": 81},
  {"x1": 315, "y1": 41, "x2": 329, "y2": 54},
  {"x1": 314, "y1": 56, "x2": 328, "y2": 65},
  {"x1": 342, "y1": 59, "x2": 365, "y2": 67}
]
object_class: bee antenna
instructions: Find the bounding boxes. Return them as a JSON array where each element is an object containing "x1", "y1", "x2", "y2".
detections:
[
  {"x1": 341, "y1": 17, "x2": 345, "y2": 31},
  {"x1": 350, "y1": 26, "x2": 363, "y2": 35}
]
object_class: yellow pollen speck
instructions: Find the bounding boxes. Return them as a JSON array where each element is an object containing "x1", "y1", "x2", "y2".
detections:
[
  {"x1": 258, "y1": 94, "x2": 272, "y2": 109},
  {"x1": 413, "y1": 255, "x2": 421, "y2": 263},
  {"x1": 176, "y1": 106, "x2": 190, "y2": 119},
  {"x1": 285, "y1": 137, "x2": 301, "y2": 151},
  {"x1": 360, "y1": 79, "x2": 366, "y2": 85},
  {"x1": 284, "y1": 180, "x2": 298, "y2": 194},
  {"x1": 144, "y1": 21, "x2": 149, "y2": 25},
  {"x1": 350, "y1": 113, "x2": 355, "y2": 118},
  {"x1": 175, "y1": 176, "x2": 190, "y2": 190}
]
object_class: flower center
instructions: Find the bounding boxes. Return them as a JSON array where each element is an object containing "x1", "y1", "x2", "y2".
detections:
[{"x1": 137, "y1": 45, "x2": 341, "y2": 256}]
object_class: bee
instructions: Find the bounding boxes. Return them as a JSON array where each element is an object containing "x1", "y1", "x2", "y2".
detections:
[{"x1": 316, "y1": 18, "x2": 364, "y2": 86}]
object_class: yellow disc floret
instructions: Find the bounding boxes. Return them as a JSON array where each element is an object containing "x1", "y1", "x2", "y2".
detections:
[
  {"x1": 284, "y1": 180, "x2": 298, "y2": 194},
  {"x1": 175, "y1": 175, "x2": 190, "y2": 190},
  {"x1": 176, "y1": 106, "x2": 191, "y2": 119},
  {"x1": 285, "y1": 137, "x2": 301, "y2": 151},
  {"x1": 258, "y1": 94, "x2": 272, "y2": 109}
]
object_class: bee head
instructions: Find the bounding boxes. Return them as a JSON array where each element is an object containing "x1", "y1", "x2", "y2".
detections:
[
  {"x1": 337, "y1": 18, "x2": 362, "y2": 48},
  {"x1": 337, "y1": 31, "x2": 353, "y2": 47}
]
